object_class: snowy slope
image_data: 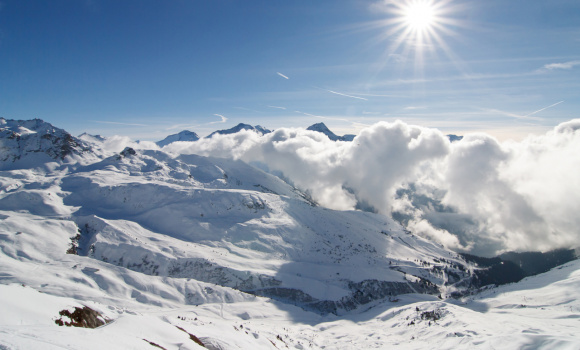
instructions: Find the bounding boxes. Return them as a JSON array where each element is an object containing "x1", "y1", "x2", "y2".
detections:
[
  {"x1": 56, "y1": 148, "x2": 467, "y2": 313},
  {"x1": 1, "y1": 118, "x2": 579, "y2": 349},
  {"x1": 1, "y1": 255, "x2": 578, "y2": 349}
]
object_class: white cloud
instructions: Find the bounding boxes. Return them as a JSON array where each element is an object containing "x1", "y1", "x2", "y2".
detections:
[
  {"x1": 543, "y1": 60, "x2": 580, "y2": 70},
  {"x1": 98, "y1": 135, "x2": 159, "y2": 153},
  {"x1": 165, "y1": 119, "x2": 580, "y2": 256},
  {"x1": 212, "y1": 114, "x2": 228, "y2": 123}
]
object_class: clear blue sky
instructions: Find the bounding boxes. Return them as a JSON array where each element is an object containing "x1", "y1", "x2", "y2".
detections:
[{"x1": 1, "y1": 0, "x2": 579, "y2": 140}]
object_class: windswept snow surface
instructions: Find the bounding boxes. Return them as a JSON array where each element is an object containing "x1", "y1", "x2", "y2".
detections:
[{"x1": 0, "y1": 119, "x2": 579, "y2": 349}]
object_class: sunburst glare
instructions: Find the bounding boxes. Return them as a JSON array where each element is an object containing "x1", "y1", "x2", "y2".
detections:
[
  {"x1": 404, "y1": 1, "x2": 436, "y2": 31},
  {"x1": 369, "y1": 0, "x2": 462, "y2": 79}
]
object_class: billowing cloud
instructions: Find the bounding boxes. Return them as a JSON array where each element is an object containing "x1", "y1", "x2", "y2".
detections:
[
  {"x1": 98, "y1": 135, "x2": 159, "y2": 153},
  {"x1": 164, "y1": 119, "x2": 580, "y2": 257}
]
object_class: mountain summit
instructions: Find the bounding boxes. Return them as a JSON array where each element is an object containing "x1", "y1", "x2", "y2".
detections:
[
  {"x1": 307, "y1": 122, "x2": 355, "y2": 141},
  {"x1": 156, "y1": 130, "x2": 200, "y2": 147},
  {"x1": 206, "y1": 123, "x2": 272, "y2": 138},
  {"x1": 0, "y1": 118, "x2": 89, "y2": 170}
]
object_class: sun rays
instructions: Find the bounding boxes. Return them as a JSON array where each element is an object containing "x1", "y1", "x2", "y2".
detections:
[{"x1": 369, "y1": 0, "x2": 462, "y2": 79}]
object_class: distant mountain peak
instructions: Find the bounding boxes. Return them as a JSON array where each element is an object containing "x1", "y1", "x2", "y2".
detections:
[
  {"x1": 156, "y1": 130, "x2": 200, "y2": 147},
  {"x1": 307, "y1": 123, "x2": 339, "y2": 141},
  {"x1": 447, "y1": 134, "x2": 463, "y2": 142},
  {"x1": 306, "y1": 122, "x2": 355, "y2": 142},
  {"x1": 307, "y1": 122, "x2": 331, "y2": 132},
  {"x1": 206, "y1": 123, "x2": 272, "y2": 139}
]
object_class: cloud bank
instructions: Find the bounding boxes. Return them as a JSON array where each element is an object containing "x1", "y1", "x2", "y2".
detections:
[{"x1": 162, "y1": 119, "x2": 580, "y2": 257}]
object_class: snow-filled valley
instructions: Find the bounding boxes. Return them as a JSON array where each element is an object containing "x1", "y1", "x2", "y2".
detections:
[{"x1": 1, "y1": 118, "x2": 579, "y2": 349}]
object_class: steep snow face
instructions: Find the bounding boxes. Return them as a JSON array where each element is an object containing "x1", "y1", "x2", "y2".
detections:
[
  {"x1": 156, "y1": 130, "x2": 200, "y2": 147},
  {"x1": 207, "y1": 123, "x2": 272, "y2": 138},
  {"x1": 0, "y1": 118, "x2": 92, "y2": 170}
]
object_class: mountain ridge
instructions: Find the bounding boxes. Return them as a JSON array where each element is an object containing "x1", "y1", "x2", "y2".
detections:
[
  {"x1": 0, "y1": 118, "x2": 472, "y2": 314},
  {"x1": 1, "y1": 117, "x2": 579, "y2": 349},
  {"x1": 206, "y1": 123, "x2": 272, "y2": 139}
]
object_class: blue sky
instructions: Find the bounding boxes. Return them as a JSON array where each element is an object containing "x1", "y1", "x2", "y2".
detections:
[{"x1": 1, "y1": 0, "x2": 579, "y2": 140}]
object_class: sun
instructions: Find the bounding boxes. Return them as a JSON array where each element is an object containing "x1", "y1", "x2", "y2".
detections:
[
  {"x1": 404, "y1": 1, "x2": 436, "y2": 31},
  {"x1": 369, "y1": 0, "x2": 460, "y2": 76}
]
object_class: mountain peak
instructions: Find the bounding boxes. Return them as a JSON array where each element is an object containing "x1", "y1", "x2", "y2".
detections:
[
  {"x1": 307, "y1": 123, "x2": 339, "y2": 141},
  {"x1": 156, "y1": 130, "x2": 200, "y2": 147},
  {"x1": 206, "y1": 123, "x2": 271, "y2": 139},
  {"x1": 0, "y1": 118, "x2": 88, "y2": 169},
  {"x1": 307, "y1": 122, "x2": 331, "y2": 132},
  {"x1": 447, "y1": 134, "x2": 463, "y2": 142},
  {"x1": 306, "y1": 122, "x2": 355, "y2": 142}
]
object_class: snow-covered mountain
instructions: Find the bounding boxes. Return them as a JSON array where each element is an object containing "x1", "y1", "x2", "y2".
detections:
[
  {"x1": 1, "y1": 118, "x2": 578, "y2": 349},
  {"x1": 5, "y1": 140, "x2": 465, "y2": 314},
  {"x1": 206, "y1": 123, "x2": 272, "y2": 139},
  {"x1": 0, "y1": 118, "x2": 92, "y2": 170},
  {"x1": 307, "y1": 122, "x2": 355, "y2": 141},
  {"x1": 156, "y1": 130, "x2": 200, "y2": 147}
]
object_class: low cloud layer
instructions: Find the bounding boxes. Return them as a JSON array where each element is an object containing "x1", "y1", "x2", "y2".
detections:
[{"x1": 162, "y1": 119, "x2": 580, "y2": 257}]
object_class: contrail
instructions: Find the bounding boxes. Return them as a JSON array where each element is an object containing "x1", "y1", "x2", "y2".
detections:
[
  {"x1": 277, "y1": 72, "x2": 290, "y2": 80},
  {"x1": 324, "y1": 89, "x2": 368, "y2": 101},
  {"x1": 525, "y1": 101, "x2": 564, "y2": 117},
  {"x1": 485, "y1": 108, "x2": 542, "y2": 121}
]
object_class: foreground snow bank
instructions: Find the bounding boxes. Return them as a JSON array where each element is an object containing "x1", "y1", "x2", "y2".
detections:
[{"x1": 1, "y1": 260, "x2": 579, "y2": 349}]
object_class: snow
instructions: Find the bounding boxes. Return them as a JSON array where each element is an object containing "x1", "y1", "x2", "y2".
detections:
[
  {"x1": 206, "y1": 123, "x2": 271, "y2": 139},
  {"x1": 2, "y1": 261, "x2": 579, "y2": 349},
  {"x1": 157, "y1": 130, "x2": 200, "y2": 147},
  {"x1": 0, "y1": 118, "x2": 579, "y2": 349}
]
